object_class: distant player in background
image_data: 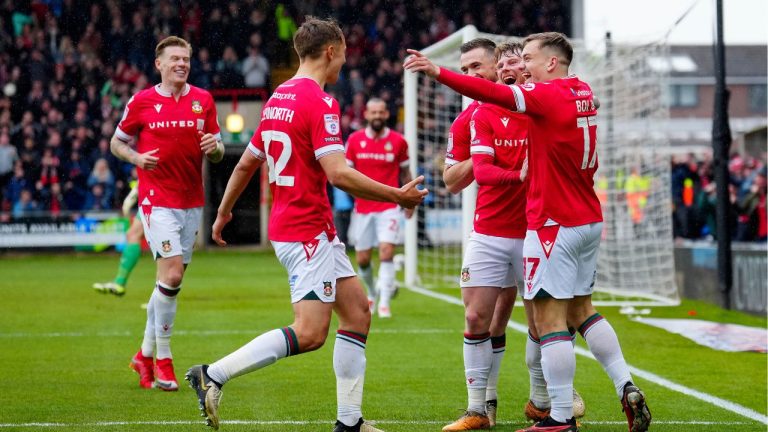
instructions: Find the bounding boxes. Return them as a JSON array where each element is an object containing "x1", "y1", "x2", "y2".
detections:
[
  {"x1": 186, "y1": 17, "x2": 427, "y2": 432},
  {"x1": 405, "y1": 32, "x2": 651, "y2": 432},
  {"x1": 93, "y1": 177, "x2": 144, "y2": 296},
  {"x1": 111, "y1": 36, "x2": 225, "y2": 391},
  {"x1": 346, "y1": 97, "x2": 412, "y2": 318}
]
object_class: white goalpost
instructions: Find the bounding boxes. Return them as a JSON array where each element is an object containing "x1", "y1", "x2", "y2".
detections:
[{"x1": 403, "y1": 25, "x2": 680, "y2": 307}]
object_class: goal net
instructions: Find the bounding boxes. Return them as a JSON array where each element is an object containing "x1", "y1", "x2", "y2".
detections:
[{"x1": 403, "y1": 26, "x2": 680, "y2": 306}]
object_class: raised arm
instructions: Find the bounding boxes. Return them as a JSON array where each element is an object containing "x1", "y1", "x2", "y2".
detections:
[{"x1": 404, "y1": 49, "x2": 518, "y2": 111}]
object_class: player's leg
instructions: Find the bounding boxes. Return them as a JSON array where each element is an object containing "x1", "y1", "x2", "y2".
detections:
[
  {"x1": 374, "y1": 208, "x2": 402, "y2": 318},
  {"x1": 93, "y1": 217, "x2": 144, "y2": 296},
  {"x1": 519, "y1": 226, "x2": 578, "y2": 431},
  {"x1": 374, "y1": 241, "x2": 396, "y2": 317},
  {"x1": 485, "y1": 283, "x2": 516, "y2": 426},
  {"x1": 189, "y1": 234, "x2": 337, "y2": 430},
  {"x1": 332, "y1": 233, "x2": 382, "y2": 432},
  {"x1": 353, "y1": 211, "x2": 377, "y2": 309},
  {"x1": 567, "y1": 223, "x2": 650, "y2": 432}
]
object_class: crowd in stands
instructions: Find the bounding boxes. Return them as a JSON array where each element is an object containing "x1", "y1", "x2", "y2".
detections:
[
  {"x1": 672, "y1": 153, "x2": 767, "y2": 242},
  {"x1": 0, "y1": 0, "x2": 571, "y2": 223},
  {"x1": 3, "y1": 1, "x2": 763, "y2": 243}
]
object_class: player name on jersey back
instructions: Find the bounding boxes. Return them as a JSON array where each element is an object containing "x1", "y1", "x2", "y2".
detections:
[{"x1": 248, "y1": 77, "x2": 343, "y2": 242}]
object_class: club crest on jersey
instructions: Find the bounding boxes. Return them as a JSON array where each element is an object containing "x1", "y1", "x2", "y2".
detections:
[
  {"x1": 324, "y1": 114, "x2": 340, "y2": 135},
  {"x1": 384, "y1": 142, "x2": 393, "y2": 151},
  {"x1": 191, "y1": 100, "x2": 203, "y2": 114},
  {"x1": 360, "y1": 140, "x2": 366, "y2": 148},
  {"x1": 500, "y1": 117, "x2": 510, "y2": 128},
  {"x1": 161, "y1": 240, "x2": 172, "y2": 253},
  {"x1": 323, "y1": 281, "x2": 333, "y2": 297},
  {"x1": 461, "y1": 267, "x2": 470, "y2": 282}
]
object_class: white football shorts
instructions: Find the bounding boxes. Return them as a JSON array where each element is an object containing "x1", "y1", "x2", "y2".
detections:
[
  {"x1": 349, "y1": 207, "x2": 404, "y2": 251},
  {"x1": 272, "y1": 232, "x2": 357, "y2": 304},
  {"x1": 459, "y1": 231, "x2": 524, "y2": 289},
  {"x1": 138, "y1": 206, "x2": 202, "y2": 264},
  {"x1": 522, "y1": 222, "x2": 603, "y2": 300}
]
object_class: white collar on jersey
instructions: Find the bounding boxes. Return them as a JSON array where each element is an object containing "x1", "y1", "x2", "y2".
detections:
[
  {"x1": 365, "y1": 126, "x2": 390, "y2": 140},
  {"x1": 154, "y1": 83, "x2": 191, "y2": 98}
]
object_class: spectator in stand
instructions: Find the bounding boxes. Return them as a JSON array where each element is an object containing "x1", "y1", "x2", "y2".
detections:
[
  {"x1": 62, "y1": 150, "x2": 89, "y2": 211},
  {"x1": 190, "y1": 47, "x2": 215, "y2": 89},
  {"x1": 5, "y1": 162, "x2": 28, "y2": 207},
  {"x1": 736, "y1": 169, "x2": 767, "y2": 241},
  {"x1": 242, "y1": 45, "x2": 270, "y2": 88},
  {"x1": 0, "y1": 131, "x2": 18, "y2": 203},
  {"x1": 13, "y1": 188, "x2": 38, "y2": 219},
  {"x1": 215, "y1": 45, "x2": 244, "y2": 89},
  {"x1": 87, "y1": 158, "x2": 115, "y2": 209},
  {"x1": 274, "y1": 3, "x2": 297, "y2": 67}
]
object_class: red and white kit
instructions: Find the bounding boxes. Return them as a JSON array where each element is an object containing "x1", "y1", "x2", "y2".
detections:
[
  {"x1": 116, "y1": 83, "x2": 221, "y2": 263},
  {"x1": 508, "y1": 77, "x2": 604, "y2": 299},
  {"x1": 247, "y1": 77, "x2": 355, "y2": 302},
  {"x1": 346, "y1": 127, "x2": 409, "y2": 250},
  {"x1": 460, "y1": 103, "x2": 528, "y2": 289},
  {"x1": 444, "y1": 100, "x2": 480, "y2": 168}
]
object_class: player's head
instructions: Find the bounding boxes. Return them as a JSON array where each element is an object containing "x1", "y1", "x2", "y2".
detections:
[
  {"x1": 521, "y1": 32, "x2": 572, "y2": 82},
  {"x1": 294, "y1": 16, "x2": 346, "y2": 84},
  {"x1": 495, "y1": 41, "x2": 527, "y2": 85},
  {"x1": 364, "y1": 97, "x2": 389, "y2": 132},
  {"x1": 155, "y1": 36, "x2": 192, "y2": 87},
  {"x1": 459, "y1": 38, "x2": 497, "y2": 82}
]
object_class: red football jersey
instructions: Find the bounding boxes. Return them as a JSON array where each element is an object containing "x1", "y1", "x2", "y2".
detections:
[
  {"x1": 444, "y1": 100, "x2": 480, "y2": 168},
  {"x1": 248, "y1": 77, "x2": 343, "y2": 242},
  {"x1": 116, "y1": 84, "x2": 221, "y2": 209},
  {"x1": 509, "y1": 76, "x2": 602, "y2": 229},
  {"x1": 345, "y1": 127, "x2": 409, "y2": 214},
  {"x1": 470, "y1": 104, "x2": 528, "y2": 238}
]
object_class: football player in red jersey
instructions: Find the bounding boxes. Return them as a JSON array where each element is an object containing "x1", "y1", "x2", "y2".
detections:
[
  {"x1": 406, "y1": 33, "x2": 651, "y2": 432},
  {"x1": 345, "y1": 98, "x2": 411, "y2": 318},
  {"x1": 110, "y1": 36, "x2": 225, "y2": 392},
  {"x1": 186, "y1": 17, "x2": 426, "y2": 432}
]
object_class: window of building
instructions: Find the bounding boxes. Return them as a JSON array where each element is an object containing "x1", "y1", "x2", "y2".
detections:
[
  {"x1": 749, "y1": 84, "x2": 767, "y2": 113},
  {"x1": 667, "y1": 84, "x2": 699, "y2": 108}
]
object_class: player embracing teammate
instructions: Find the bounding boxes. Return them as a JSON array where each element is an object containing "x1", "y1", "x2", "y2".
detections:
[{"x1": 406, "y1": 32, "x2": 651, "y2": 432}]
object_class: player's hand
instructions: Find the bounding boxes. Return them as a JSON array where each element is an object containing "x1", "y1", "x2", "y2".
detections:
[
  {"x1": 520, "y1": 156, "x2": 529, "y2": 182},
  {"x1": 397, "y1": 175, "x2": 428, "y2": 209},
  {"x1": 404, "y1": 49, "x2": 440, "y2": 78},
  {"x1": 199, "y1": 131, "x2": 224, "y2": 162},
  {"x1": 404, "y1": 207, "x2": 415, "y2": 219},
  {"x1": 211, "y1": 211, "x2": 233, "y2": 246},
  {"x1": 134, "y1": 148, "x2": 159, "y2": 170}
]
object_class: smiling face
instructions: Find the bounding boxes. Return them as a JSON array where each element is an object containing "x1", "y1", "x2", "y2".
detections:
[
  {"x1": 496, "y1": 51, "x2": 526, "y2": 85},
  {"x1": 520, "y1": 40, "x2": 553, "y2": 83},
  {"x1": 156, "y1": 45, "x2": 191, "y2": 87},
  {"x1": 459, "y1": 47, "x2": 497, "y2": 82},
  {"x1": 325, "y1": 40, "x2": 347, "y2": 85}
]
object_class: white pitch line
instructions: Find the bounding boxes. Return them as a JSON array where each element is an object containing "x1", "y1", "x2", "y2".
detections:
[
  {"x1": 0, "y1": 328, "x2": 453, "y2": 339},
  {"x1": 407, "y1": 285, "x2": 768, "y2": 425},
  {"x1": 0, "y1": 419, "x2": 754, "y2": 428}
]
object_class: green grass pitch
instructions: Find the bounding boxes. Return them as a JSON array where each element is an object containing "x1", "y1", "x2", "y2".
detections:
[{"x1": 0, "y1": 249, "x2": 765, "y2": 431}]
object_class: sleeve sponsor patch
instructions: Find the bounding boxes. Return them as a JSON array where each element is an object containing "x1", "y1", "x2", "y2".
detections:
[{"x1": 324, "y1": 114, "x2": 340, "y2": 135}]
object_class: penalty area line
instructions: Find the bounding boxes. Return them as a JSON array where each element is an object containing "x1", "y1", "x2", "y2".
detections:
[{"x1": 407, "y1": 285, "x2": 768, "y2": 426}]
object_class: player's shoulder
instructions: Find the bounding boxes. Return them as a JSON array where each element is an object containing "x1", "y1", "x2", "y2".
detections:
[
  {"x1": 387, "y1": 129, "x2": 406, "y2": 142},
  {"x1": 293, "y1": 78, "x2": 339, "y2": 108},
  {"x1": 127, "y1": 86, "x2": 158, "y2": 105}
]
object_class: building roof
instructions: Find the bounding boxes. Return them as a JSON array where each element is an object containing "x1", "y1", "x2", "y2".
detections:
[{"x1": 668, "y1": 45, "x2": 767, "y2": 78}]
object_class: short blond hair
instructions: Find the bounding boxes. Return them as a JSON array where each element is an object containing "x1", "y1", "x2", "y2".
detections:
[
  {"x1": 523, "y1": 32, "x2": 572, "y2": 65},
  {"x1": 155, "y1": 36, "x2": 192, "y2": 59}
]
